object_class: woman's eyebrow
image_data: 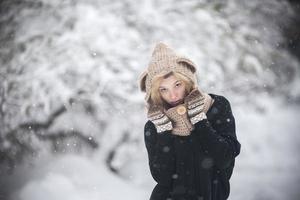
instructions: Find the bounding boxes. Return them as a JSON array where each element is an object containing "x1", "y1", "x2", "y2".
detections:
[
  {"x1": 159, "y1": 80, "x2": 181, "y2": 88},
  {"x1": 173, "y1": 80, "x2": 181, "y2": 85}
]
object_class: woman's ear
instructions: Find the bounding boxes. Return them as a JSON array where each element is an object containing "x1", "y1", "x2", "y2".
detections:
[
  {"x1": 139, "y1": 70, "x2": 148, "y2": 92},
  {"x1": 176, "y1": 57, "x2": 197, "y2": 73}
]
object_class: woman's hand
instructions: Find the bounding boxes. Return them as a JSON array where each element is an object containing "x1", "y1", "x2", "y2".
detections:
[
  {"x1": 147, "y1": 104, "x2": 173, "y2": 133},
  {"x1": 184, "y1": 88, "x2": 207, "y2": 125}
]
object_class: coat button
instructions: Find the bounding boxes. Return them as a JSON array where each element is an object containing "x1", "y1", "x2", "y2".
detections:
[{"x1": 176, "y1": 105, "x2": 186, "y2": 115}]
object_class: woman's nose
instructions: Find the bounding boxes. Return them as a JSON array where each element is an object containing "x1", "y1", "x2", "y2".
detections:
[{"x1": 170, "y1": 91, "x2": 177, "y2": 100}]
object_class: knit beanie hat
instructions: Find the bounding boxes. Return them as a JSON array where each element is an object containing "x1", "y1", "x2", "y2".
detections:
[{"x1": 139, "y1": 42, "x2": 198, "y2": 102}]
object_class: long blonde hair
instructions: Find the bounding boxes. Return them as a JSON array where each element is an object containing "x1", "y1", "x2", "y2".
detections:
[{"x1": 148, "y1": 71, "x2": 196, "y2": 108}]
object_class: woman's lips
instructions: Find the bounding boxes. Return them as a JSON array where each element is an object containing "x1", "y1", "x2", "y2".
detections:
[{"x1": 170, "y1": 99, "x2": 183, "y2": 106}]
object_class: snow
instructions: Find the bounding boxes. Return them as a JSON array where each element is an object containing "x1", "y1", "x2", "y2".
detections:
[
  {"x1": 1, "y1": 0, "x2": 300, "y2": 200},
  {"x1": 11, "y1": 154, "x2": 149, "y2": 200},
  {"x1": 231, "y1": 96, "x2": 300, "y2": 200}
]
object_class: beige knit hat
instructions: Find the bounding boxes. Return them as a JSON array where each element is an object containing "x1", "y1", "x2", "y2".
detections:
[{"x1": 139, "y1": 42, "x2": 198, "y2": 102}]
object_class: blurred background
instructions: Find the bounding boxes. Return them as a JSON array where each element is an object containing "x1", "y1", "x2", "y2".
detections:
[{"x1": 1, "y1": 0, "x2": 300, "y2": 199}]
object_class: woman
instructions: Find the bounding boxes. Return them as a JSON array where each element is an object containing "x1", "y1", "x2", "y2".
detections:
[{"x1": 139, "y1": 42, "x2": 241, "y2": 200}]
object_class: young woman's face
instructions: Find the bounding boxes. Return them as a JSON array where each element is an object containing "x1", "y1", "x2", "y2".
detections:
[{"x1": 159, "y1": 75, "x2": 187, "y2": 107}]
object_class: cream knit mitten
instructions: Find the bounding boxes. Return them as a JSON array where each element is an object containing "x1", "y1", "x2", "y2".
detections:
[
  {"x1": 184, "y1": 88, "x2": 212, "y2": 125},
  {"x1": 147, "y1": 104, "x2": 173, "y2": 133}
]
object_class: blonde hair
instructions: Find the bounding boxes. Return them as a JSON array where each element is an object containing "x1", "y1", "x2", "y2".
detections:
[{"x1": 148, "y1": 71, "x2": 196, "y2": 107}]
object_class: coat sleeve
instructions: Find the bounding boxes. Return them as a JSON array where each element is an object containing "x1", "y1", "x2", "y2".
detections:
[
  {"x1": 190, "y1": 96, "x2": 241, "y2": 169},
  {"x1": 144, "y1": 120, "x2": 176, "y2": 188}
]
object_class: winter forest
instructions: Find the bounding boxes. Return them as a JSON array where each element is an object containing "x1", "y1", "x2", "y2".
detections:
[{"x1": 1, "y1": 0, "x2": 300, "y2": 199}]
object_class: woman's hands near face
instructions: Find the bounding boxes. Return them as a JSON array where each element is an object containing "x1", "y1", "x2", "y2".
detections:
[
  {"x1": 147, "y1": 104, "x2": 173, "y2": 133},
  {"x1": 184, "y1": 88, "x2": 207, "y2": 125}
]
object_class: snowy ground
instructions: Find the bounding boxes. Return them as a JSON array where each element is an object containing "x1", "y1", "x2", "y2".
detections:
[
  {"x1": 2, "y1": 96, "x2": 300, "y2": 200},
  {"x1": 232, "y1": 97, "x2": 300, "y2": 200}
]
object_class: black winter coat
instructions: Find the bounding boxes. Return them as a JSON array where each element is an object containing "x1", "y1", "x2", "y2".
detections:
[{"x1": 144, "y1": 93, "x2": 241, "y2": 200}]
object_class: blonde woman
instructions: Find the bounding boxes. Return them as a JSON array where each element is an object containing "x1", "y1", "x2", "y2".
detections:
[{"x1": 139, "y1": 43, "x2": 241, "y2": 200}]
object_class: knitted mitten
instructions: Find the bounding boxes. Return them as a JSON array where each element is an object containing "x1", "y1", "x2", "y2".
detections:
[
  {"x1": 164, "y1": 103, "x2": 193, "y2": 136},
  {"x1": 184, "y1": 88, "x2": 212, "y2": 125},
  {"x1": 147, "y1": 104, "x2": 173, "y2": 133}
]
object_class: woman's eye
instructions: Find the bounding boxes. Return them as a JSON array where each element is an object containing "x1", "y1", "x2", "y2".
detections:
[
  {"x1": 175, "y1": 82, "x2": 182, "y2": 87},
  {"x1": 160, "y1": 88, "x2": 166, "y2": 93}
]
